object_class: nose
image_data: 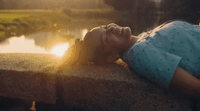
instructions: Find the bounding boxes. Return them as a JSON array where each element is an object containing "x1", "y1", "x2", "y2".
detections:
[
  {"x1": 108, "y1": 23, "x2": 118, "y2": 27},
  {"x1": 107, "y1": 26, "x2": 116, "y2": 33}
]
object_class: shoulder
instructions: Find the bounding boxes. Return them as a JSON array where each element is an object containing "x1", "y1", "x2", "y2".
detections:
[{"x1": 159, "y1": 20, "x2": 194, "y2": 30}]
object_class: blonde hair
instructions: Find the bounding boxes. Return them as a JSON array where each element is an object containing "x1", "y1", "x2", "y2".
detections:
[{"x1": 58, "y1": 32, "x2": 103, "y2": 68}]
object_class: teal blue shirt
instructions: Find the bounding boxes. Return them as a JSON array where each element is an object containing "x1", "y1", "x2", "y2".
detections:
[{"x1": 122, "y1": 20, "x2": 200, "y2": 88}]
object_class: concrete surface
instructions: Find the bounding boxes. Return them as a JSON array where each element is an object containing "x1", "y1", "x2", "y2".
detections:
[{"x1": 0, "y1": 53, "x2": 199, "y2": 111}]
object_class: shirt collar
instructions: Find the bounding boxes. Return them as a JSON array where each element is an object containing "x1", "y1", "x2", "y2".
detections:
[{"x1": 122, "y1": 42, "x2": 136, "y2": 61}]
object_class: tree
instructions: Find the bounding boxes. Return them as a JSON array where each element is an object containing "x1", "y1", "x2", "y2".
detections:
[
  {"x1": 103, "y1": 0, "x2": 135, "y2": 10},
  {"x1": 3, "y1": 0, "x2": 20, "y2": 9},
  {"x1": 21, "y1": 1, "x2": 32, "y2": 9},
  {"x1": 0, "y1": 0, "x2": 5, "y2": 9},
  {"x1": 191, "y1": 0, "x2": 200, "y2": 14},
  {"x1": 103, "y1": 0, "x2": 157, "y2": 14},
  {"x1": 160, "y1": 0, "x2": 200, "y2": 15}
]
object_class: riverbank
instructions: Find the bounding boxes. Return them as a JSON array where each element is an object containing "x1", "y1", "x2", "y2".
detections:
[
  {"x1": 0, "y1": 10, "x2": 72, "y2": 42},
  {"x1": 63, "y1": 9, "x2": 131, "y2": 22}
]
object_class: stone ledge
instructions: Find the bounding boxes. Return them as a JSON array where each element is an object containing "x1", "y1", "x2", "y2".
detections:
[
  {"x1": 0, "y1": 53, "x2": 199, "y2": 111},
  {"x1": 59, "y1": 65, "x2": 193, "y2": 111},
  {"x1": 0, "y1": 70, "x2": 56, "y2": 104}
]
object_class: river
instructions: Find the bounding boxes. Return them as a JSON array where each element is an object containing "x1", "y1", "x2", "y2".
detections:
[{"x1": 0, "y1": 15, "x2": 199, "y2": 57}]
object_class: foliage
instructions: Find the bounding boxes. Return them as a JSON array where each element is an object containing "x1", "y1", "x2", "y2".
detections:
[
  {"x1": 0, "y1": 32, "x2": 5, "y2": 41},
  {"x1": 103, "y1": 0, "x2": 135, "y2": 11},
  {"x1": 132, "y1": 0, "x2": 157, "y2": 14},
  {"x1": 103, "y1": 0, "x2": 157, "y2": 14},
  {"x1": 160, "y1": 0, "x2": 200, "y2": 15},
  {"x1": 0, "y1": 14, "x2": 31, "y2": 19},
  {"x1": 62, "y1": 9, "x2": 117, "y2": 21},
  {"x1": 62, "y1": 9, "x2": 72, "y2": 16},
  {"x1": 0, "y1": 10, "x2": 72, "y2": 41},
  {"x1": 0, "y1": 0, "x2": 110, "y2": 10},
  {"x1": 0, "y1": 0, "x2": 4, "y2": 9}
]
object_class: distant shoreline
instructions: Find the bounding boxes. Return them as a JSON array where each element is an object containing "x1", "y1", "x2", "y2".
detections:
[
  {"x1": 1, "y1": 9, "x2": 199, "y2": 42},
  {"x1": 0, "y1": 9, "x2": 72, "y2": 42}
]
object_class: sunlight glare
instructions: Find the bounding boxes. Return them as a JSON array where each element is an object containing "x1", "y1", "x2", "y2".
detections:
[
  {"x1": 82, "y1": 29, "x2": 88, "y2": 40},
  {"x1": 51, "y1": 43, "x2": 69, "y2": 57}
]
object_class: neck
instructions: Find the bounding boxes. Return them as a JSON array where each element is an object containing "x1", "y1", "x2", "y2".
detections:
[
  {"x1": 130, "y1": 35, "x2": 138, "y2": 45},
  {"x1": 119, "y1": 35, "x2": 137, "y2": 58}
]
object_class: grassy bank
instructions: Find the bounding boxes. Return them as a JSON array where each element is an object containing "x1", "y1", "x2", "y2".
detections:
[
  {"x1": 63, "y1": 9, "x2": 125, "y2": 21},
  {"x1": 0, "y1": 10, "x2": 72, "y2": 41}
]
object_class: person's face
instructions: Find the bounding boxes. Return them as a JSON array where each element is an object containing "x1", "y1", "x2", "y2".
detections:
[{"x1": 84, "y1": 23, "x2": 133, "y2": 63}]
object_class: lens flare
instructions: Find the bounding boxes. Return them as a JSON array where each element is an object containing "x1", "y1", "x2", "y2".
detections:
[{"x1": 51, "y1": 43, "x2": 69, "y2": 57}]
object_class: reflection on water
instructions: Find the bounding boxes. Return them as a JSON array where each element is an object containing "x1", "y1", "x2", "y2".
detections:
[
  {"x1": 0, "y1": 26, "x2": 90, "y2": 57},
  {"x1": 51, "y1": 43, "x2": 69, "y2": 57},
  {"x1": 0, "y1": 35, "x2": 70, "y2": 57},
  {"x1": 0, "y1": 36, "x2": 50, "y2": 54}
]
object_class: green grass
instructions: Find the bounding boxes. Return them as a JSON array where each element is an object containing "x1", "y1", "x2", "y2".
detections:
[
  {"x1": 63, "y1": 9, "x2": 132, "y2": 23},
  {"x1": 63, "y1": 9, "x2": 118, "y2": 21},
  {"x1": 0, "y1": 14, "x2": 31, "y2": 20},
  {"x1": 0, "y1": 10, "x2": 72, "y2": 41}
]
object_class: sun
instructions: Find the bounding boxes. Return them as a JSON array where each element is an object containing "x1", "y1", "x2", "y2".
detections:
[{"x1": 51, "y1": 43, "x2": 69, "y2": 57}]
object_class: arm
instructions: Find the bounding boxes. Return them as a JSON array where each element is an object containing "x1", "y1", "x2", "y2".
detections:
[{"x1": 169, "y1": 67, "x2": 200, "y2": 97}]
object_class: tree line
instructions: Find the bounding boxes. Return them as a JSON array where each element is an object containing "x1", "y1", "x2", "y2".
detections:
[
  {"x1": 0, "y1": 0, "x2": 110, "y2": 10},
  {"x1": 160, "y1": 0, "x2": 200, "y2": 15},
  {"x1": 0, "y1": 0, "x2": 41, "y2": 9},
  {"x1": 1, "y1": 0, "x2": 199, "y2": 16},
  {"x1": 103, "y1": 0, "x2": 158, "y2": 15},
  {"x1": 103, "y1": 0, "x2": 200, "y2": 16}
]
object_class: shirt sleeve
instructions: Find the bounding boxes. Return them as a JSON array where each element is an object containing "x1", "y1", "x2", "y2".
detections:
[{"x1": 123, "y1": 42, "x2": 182, "y2": 88}]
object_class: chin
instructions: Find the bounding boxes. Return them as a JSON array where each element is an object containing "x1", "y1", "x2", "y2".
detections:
[{"x1": 124, "y1": 27, "x2": 132, "y2": 39}]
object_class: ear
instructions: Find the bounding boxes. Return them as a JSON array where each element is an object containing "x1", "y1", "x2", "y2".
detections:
[{"x1": 106, "y1": 54, "x2": 120, "y2": 63}]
